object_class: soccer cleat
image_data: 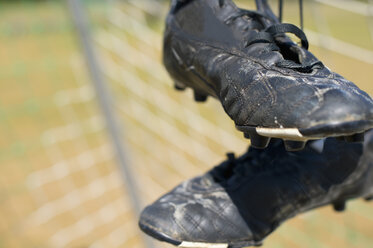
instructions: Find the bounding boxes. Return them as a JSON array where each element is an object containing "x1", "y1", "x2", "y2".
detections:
[
  {"x1": 344, "y1": 132, "x2": 365, "y2": 143},
  {"x1": 139, "y1": 130, "x2": 373, "y2": 248},
  {"x1": 332, "y1": 200, "x2": 346, "y2": 212},
  {"x1": 193, "y1": 91, "x2": 208, "y2": 102},
  {"x1": 283, "y1": 140, "x2": 306, "y2": 151},
  {"x1": 244, "y1": 130, "x2": 271, "y2": 149},
  {"x1": 163, "y1": 0, "x2": 373, "y2": 150}
]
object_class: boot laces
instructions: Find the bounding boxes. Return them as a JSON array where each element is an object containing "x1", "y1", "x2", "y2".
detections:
[
  {"x1": 220, "y1": 0, "x2": 304, "y2": 29},
  {"x1": 223, "y1": 1, "x2": 322, "y2": 72},
  {"x1": 279, "y1": 0, "x2": 303, "y2": 30}
]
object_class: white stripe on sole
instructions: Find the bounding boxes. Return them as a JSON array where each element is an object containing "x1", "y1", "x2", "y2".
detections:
[
  {"x1": 179, "y1": 241, "x2": 228, "y2": 248},
  {"x1": 255, "y1": 127, "x2": 317, "y2": 141}
]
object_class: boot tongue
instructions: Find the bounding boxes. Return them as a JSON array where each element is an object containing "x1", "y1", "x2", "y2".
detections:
[
  {"x1": 173, "y1": 0, "x2": 242, "y2": 47},
  {"x1": 214, "y1": 1, "x2": 267, "y2": 48},
  {"x1": 274, "y1": 35, "x2": 319, "y2": 65}
]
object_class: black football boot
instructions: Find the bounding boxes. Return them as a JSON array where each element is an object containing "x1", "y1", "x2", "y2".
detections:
[
  {"x1": 163, "y1": 0, "x2": 373, "y2": 151},
  {"x1": 139, "y1": 130, "x2": 373, "y2": 248}
]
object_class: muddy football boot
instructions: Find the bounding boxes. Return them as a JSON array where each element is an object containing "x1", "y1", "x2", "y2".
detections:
[
  {"x1": 163, "y1": 0, "x2": 373, "y2": 151},
  {"x1": 139, "y1": 130, "x2": 373, "y2": 248}
]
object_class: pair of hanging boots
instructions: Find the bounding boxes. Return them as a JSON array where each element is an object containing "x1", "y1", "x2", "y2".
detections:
[{"x1": 139, "y1": 0, "x2": 373, "y2": 247}]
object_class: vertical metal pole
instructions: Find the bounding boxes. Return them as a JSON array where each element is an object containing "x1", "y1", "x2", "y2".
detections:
[{"x1": 67, "y1": 1, "x2": 155, "y2": 248}]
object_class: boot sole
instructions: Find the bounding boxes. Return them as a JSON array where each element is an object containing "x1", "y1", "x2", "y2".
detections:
[
  {"x1": 174, "y1": 82, "x2": 372, "y2": 151},
  {"x1": 139, "y1": 221, "x2": 263, "y2": 248},
  {"x1": 236, "y1": 120, "x2": 372, "y2": 151},
  {"x1": 236, "y1": 120, "x2": 371, "y2": 141}
]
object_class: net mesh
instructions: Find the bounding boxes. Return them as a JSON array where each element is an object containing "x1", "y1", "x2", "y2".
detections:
[{"x1": 1, "y1": 0, "x2": 373, "y2": 247}]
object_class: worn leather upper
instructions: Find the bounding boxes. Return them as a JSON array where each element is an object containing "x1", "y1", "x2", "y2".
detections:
[
  {"x1": 163, "y1": 0, "x2": 373, "y2": 131},
  {"x1": 139, "y1": 131, "x2": 373, "y2": 244}
]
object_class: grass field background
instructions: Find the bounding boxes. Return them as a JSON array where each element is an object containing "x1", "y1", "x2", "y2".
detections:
[{"x1": 1, "y1": 0, "x2": 373, "y2": 247}]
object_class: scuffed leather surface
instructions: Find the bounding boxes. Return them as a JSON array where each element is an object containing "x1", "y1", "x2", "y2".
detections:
[
  {"x1": 163, "y1": 0, "x2": 373, "y2": 129},
  {"x1": 140, "y1": 172, "x2": 254, "y2": 243},
  {"x1": 139, "y1": 130, "x2": 373, "y2": 244}
]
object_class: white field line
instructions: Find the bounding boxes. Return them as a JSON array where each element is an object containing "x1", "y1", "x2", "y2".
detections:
[
  {"x1": 127, "y1": 0, "x2": 165, "y2": 17},
  {"x1": 313, "y1": 211, "x2": 373, "y2": 244},
  {"x1": 316, "y1": 0, "x2": 373, "y2": 16},
  {"x1": 27, "y1": 144, "x2": 113, "y2": 189},
  {"x1": 54, "y1": 84, "x2": 95, "y2": 106},
  {"x1": 34, "y1": 56, "x2": 112, "y2": 191},
  {"x1": 34, "y1": 114, "x2": 82, "y2": 206},
  {"x1": 276, "y1": 224, "x2": 330, "y2": 248},
  {"x1": 127, "y1": 128, "x2": 203, "y2": 176},
  {"x1": 49, "y1": 197, "x2": 130, "y2": 248},
  {"x1": 305, "y1": 28, "x2": 373, "y2": 64},
  {"x1": 57, "y1": 60, "x2": 115, "y2": 190},
  {"x1": 41, "y1": 115, "x2": 104, "y2": 145},
  {"x1": 27, "y1": 171, "x2": 124, "y2": 228},
  {"x1": 124, "y1": 130, "x2": 204, "y2": 200},
  {"x1": 100, "y1": 54, "x2": 243, "y2": 150},
  {"x1": 96, "y1": 29, "x2": 166, "y2": 83},
  {"x1": 33, "y1": 93, "x2": 100, "y2": 227},
  {"x1": 70, "y1": 50, "x2": 199, "y2": 202},
  {"x1": 108, "y1": 8, "x2": 160, "y2": 49},
  {"x1": 127, "y1": 140, "x2": 194, "y2": 187},
  {"x1": 118, "y1": 99, "x2": 219, "y2": 165},
  {"x1": 27, "y1": 52, "x2": 126, "y2": 247},
  {"x1": 123, "y1": 138, "x2": 188, "y2": 189},
  {"x1": 88, "y1": 221, "x2": 138, "y2": 248},
  {"x1": 68, "y1": 53, "x2": 120, "y2": 186},
  {"x1": 130, "y1": 142, "x2": 197, "y2": 187}
]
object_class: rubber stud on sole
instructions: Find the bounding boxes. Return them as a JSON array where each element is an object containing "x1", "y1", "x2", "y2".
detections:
[
  {"x1": 193, "y1": 91, "x2": 208, "y2": 102},
  {"x1": 284, "y1": 140, "x2": 306, "y2": 151},
  {"x1": 365, "y1": 196, "x2": 373, "y2": 201},
  {"x1": 333, "y1": 201, "x2": 346, "y2": 212},
  {"x1": 174, "y1": 81, "x2": 186, "y2": 91},
  {"x1": 249, "y1": 132, "x2": 271, "y2": 149},
  {"x1": 344, "y1": 132, "x2": 365, "y2": 143}
]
